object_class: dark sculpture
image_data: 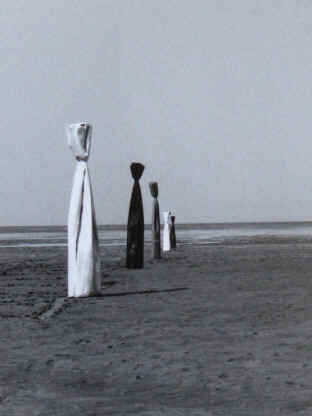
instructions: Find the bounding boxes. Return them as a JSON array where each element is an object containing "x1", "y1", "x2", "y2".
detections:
[
  {"x1": 126, "y1": 163, "x2": 145, "y2": 268},
  {"x1": 149, "y1": 182, "x2": 161, "y2": 259},
  {"x1": 170, "y1": 215, "x2": 176, "y2": 249}
]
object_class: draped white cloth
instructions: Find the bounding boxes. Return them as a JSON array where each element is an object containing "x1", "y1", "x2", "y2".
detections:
[
  {"x1": 163, "y1": 211, "x2": 171, "y2": 252},
  {"x1": 66, "y1": 122, "x2": 101, "y2": 297}
]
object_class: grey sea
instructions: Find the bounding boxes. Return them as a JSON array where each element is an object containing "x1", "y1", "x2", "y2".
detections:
[{"x1": 0, "y1": 221, "x2": 312, "y2": 247}]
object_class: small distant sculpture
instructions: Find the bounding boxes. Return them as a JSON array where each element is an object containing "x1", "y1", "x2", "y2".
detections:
[
  {"x1": 170, "y1": 214, "x2": 176, "y2": 249},
  {"x1": 66, "y1": 122, "x2": 101, "y2": 297},
  {"x1": 163, "y1": 211, "x2": 171, "y2": 252},
  {"x1": 149, "y1": 182, "x2": 161, "y2": 259},
  {"x1": 127, "y1": 163, "x2": 145, "y2": 268}
]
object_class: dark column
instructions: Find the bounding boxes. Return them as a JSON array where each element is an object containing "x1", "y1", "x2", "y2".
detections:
[
  {"x1": 126, "y1": 163, "x2": 145, "y2": 268},
  {"x1": 170, "y1": 215, "x2": 176, "y2": 249},
  {"x1": 149, "y1": 182, "x2": 161, "y2": 259}
]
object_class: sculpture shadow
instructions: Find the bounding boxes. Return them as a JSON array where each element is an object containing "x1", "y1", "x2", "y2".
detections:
[
  {"x1": 95, "y1": 287, "x2": 189, "y2": 298},
  {"x1": 102, "y1": 280, "x2": 117, "y2": 287}
]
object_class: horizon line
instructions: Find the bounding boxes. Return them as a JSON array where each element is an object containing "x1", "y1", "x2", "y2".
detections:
[{"x1": 0, "y1": 220, "x2": 311, "y2": 231}]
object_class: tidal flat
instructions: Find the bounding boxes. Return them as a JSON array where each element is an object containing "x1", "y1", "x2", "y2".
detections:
[{"x1": 1, "y1": 239, "x2": 312, "y2": 415}]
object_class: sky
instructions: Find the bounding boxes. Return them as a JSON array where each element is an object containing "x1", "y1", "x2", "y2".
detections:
[{"x1": 1, "y1": 0, "x2": 312, "y2": 225}]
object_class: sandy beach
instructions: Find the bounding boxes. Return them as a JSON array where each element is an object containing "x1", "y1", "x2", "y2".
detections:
[{"x1": 1, "y1": 239, "x2": 312, "y2": 415}]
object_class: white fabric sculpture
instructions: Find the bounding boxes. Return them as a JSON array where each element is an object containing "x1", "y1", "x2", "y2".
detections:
[
  {"x1": 163, "y1": 211, "x2": 171, "y2": 252},
  {"x1": 66, "y1": 122, "x2": 101, "y2": 297}
]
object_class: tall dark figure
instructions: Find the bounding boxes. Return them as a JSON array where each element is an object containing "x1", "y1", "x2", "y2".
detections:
[
  {"x1": 127, "y1": 163, "x2": 145, "y2": 268},
  {"x1": 170, "y1": 215, "x2": 176, "y2": 249},
  {"x1": 149, "y1": 182, "x2": 161, "y2": 259}
]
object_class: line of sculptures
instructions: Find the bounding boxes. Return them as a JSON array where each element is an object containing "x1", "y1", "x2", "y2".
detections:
[{"x1": 66, "y1": 121, "x2": 177, "y2": 298}]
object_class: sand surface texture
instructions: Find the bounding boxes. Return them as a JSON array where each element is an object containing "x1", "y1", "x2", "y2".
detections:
[{"x1": 1, "y1": 241, "x2": 312, "y2": 415}]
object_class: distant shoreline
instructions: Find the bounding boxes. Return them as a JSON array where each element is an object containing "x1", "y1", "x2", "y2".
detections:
[{"x1": 0, "y1": 221, "x2": 312, "y2": 233}]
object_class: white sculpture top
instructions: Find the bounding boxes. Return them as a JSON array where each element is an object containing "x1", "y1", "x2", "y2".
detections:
[
  {"x1": 163, "y1": 211, "x2": 171, "y2": 224},
  {"x1": 66, "y1": 122, "x2": 92, "y2": 161}
]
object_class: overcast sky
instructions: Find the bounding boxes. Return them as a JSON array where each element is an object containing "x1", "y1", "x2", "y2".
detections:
[{"x1": 1, "y1": 0, "x2": 312, "y2": 225}]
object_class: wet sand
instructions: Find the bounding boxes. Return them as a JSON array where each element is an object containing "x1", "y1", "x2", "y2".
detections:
[{"x1": 1, "y1": 241, "x2": 312, "y2": 415}]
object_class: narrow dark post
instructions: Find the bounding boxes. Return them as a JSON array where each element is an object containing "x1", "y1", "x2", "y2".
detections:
[
  {"x1": 170, "y1": 215, "x2": 176, "y2": 249},
  {"x1": 126, "y1": 162, "x2": 145, "y2": 268},
  {"x1": 149, "y1": 182, "x2": 161, "y2": 259}
]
